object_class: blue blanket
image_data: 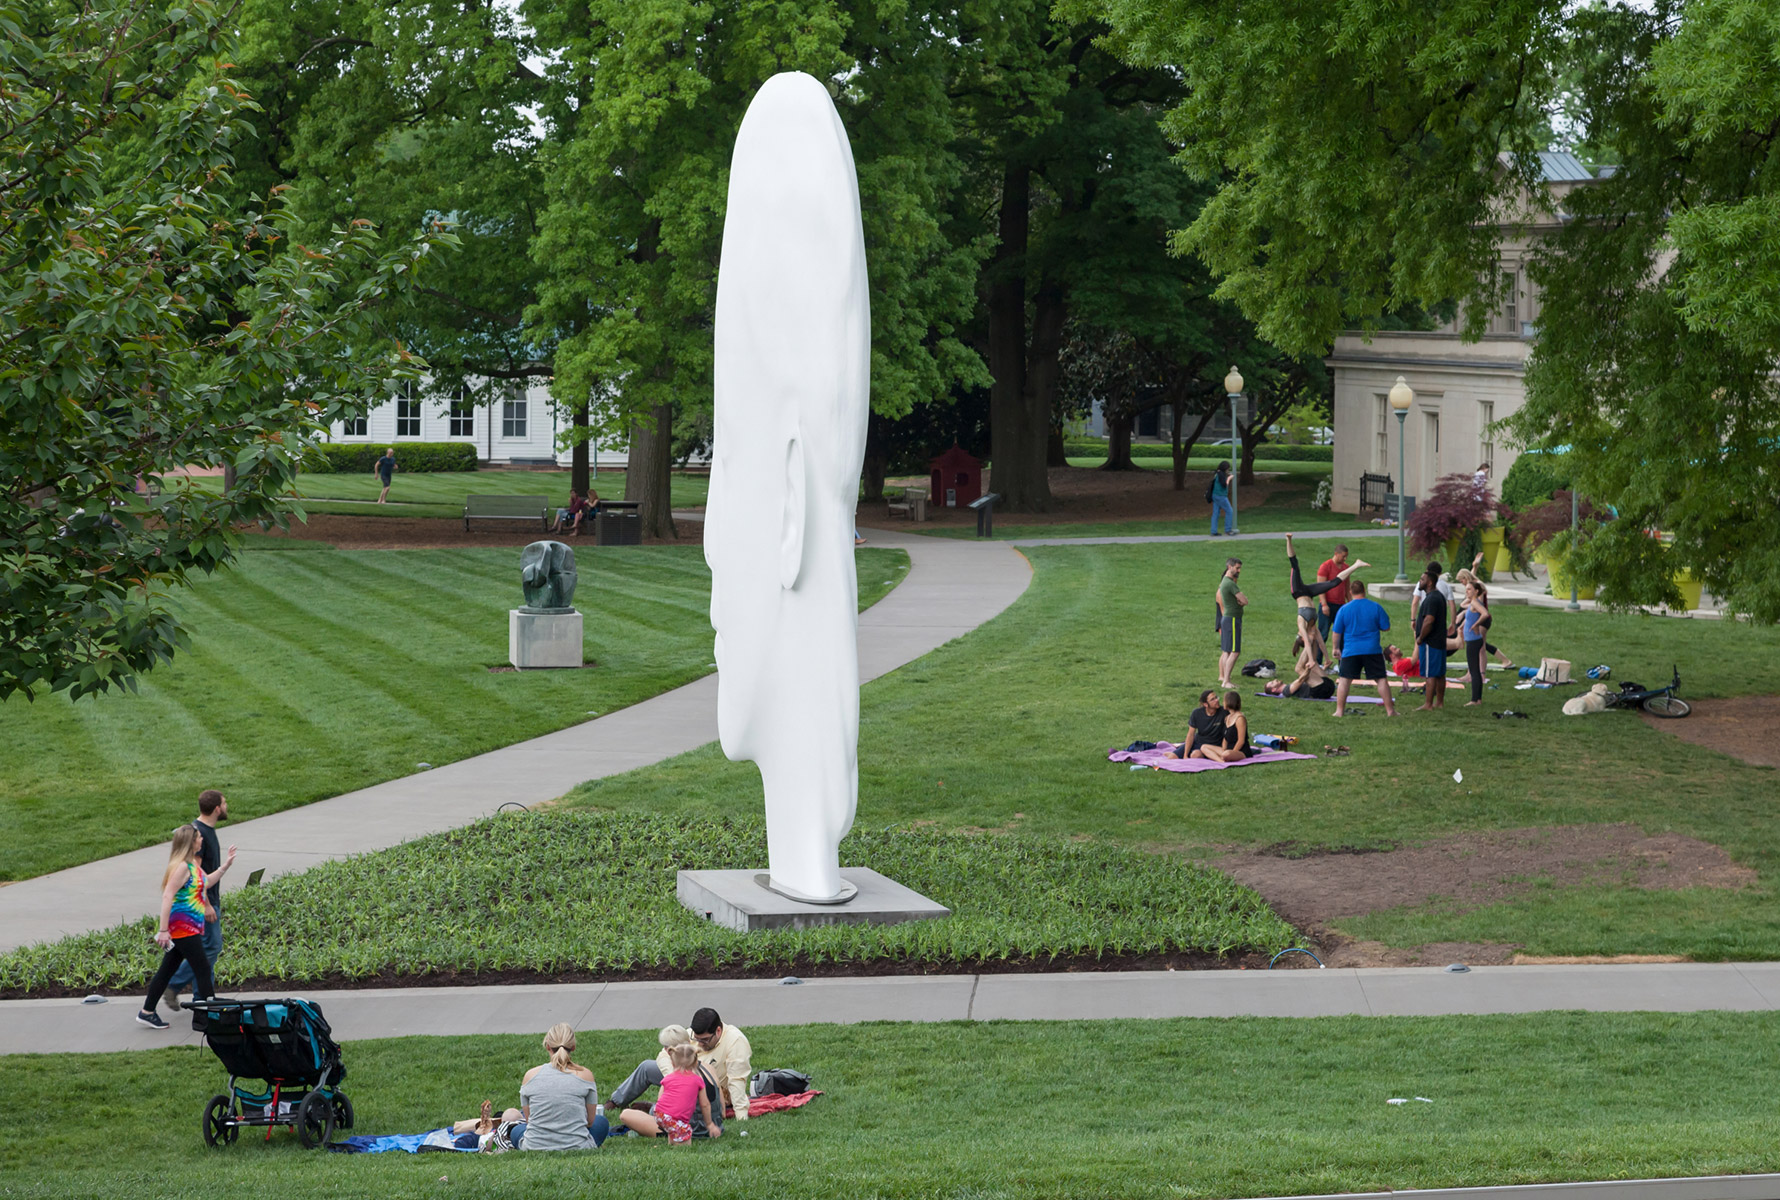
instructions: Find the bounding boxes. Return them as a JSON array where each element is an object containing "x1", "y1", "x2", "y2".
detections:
[{"x1": 329, "y1": 1128, "x2": 479, "y2": 1154}]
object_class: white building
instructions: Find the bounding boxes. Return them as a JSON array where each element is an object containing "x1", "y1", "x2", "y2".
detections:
[
  {"x1": 326, "y1": 379, "x2": 624, "y2": 467},
  {"x1": 1326, "y1": 152, "x2": 1601, "y2": 514}
]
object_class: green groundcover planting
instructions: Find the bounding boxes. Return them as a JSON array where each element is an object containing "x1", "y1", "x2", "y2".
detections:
[
  {"x1": 4, "y1": 1013, "x2": 1778, "y2": 1199},
  {"x1": 0, "y1": 814, "x2": 1294, "y2": 994},
  {"x1": 560, "y1": 539, "x2": 1780, "y2": 960},
  {"x1": 0, "y1": 548, "x2": 907, "y2": 881}
]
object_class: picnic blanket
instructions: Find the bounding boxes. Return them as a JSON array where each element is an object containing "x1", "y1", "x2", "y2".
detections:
[
  {"x1": 746, "y1": 1090, "x2": 822, "y2": 1116},
  {"x1": 1109, "y1": 746, "x2": 1317, "y2": 772},
  {"x1": 1252, "y1": 691, "x2": 1385, "y2": 704},
  {"x1": 329, "y1": 1128, "x2": 479, "y2": 1154}
]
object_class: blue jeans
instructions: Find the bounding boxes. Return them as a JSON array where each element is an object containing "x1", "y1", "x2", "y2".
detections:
[
  {"x1": 169, "y1": 915, "x2": 221, "y2": 992},
  {"x1": 511, "y1": 1115, "x2": 610, "y2": 1149},
  {"x1": 1316, "y1": 604, "x2": 1340, "y2": 666},
  {"x1": 1210, "y1": 495, "x2": 1235, "y2": 535}
]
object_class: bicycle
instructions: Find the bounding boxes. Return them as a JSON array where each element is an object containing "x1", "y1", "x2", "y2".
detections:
[{"x1": 1605, "y1": 665, "x2": 1690, "y2": 718}]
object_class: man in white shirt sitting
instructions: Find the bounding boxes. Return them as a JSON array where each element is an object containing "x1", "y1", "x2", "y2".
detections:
[{"x1": 607, "y1": 1007, "x2": 753, "y2": 1135}]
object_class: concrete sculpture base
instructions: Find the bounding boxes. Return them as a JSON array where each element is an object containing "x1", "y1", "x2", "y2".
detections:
[
  {"x1": 509, "y1": 609, "x2": 583, "y2": 669},
  {"x1": 676, "y1": 868, "x2": 950, "y2": 933}
]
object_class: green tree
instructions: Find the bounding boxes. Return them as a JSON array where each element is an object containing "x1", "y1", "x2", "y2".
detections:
[
  {"x1": 1089, "y1": 0, "x2": 1780, "y2": 620},
  {"x1": 0, "y1": 0, "x2": 449, "y2": 699}
]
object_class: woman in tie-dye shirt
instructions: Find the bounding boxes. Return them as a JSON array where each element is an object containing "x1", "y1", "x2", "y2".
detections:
[{"x1": 138, "y1": 824, "x2": 236, "y2": 1030}]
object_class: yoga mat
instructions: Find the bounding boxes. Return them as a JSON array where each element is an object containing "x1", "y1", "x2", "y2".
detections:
[
  {"x1": 1108, "y1": 747, "x2": 1318, "y2": 773},
  {"x1": 1252, "y1": 691, "x2": 1385, "y2": 704}
]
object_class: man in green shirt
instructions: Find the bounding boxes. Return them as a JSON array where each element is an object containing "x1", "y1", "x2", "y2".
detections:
[{"x1": 1216, "y1": 557, "x2": 1247, "y2": 689}]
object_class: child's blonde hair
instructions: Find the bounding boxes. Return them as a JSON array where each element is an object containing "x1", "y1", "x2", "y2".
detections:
[
  {"x1": 658, "y1": 1023, "x2": 690, "y2": 1049},
  {"x1": 667, "y1": 1042, "x2": 699, "y2": 1070}
]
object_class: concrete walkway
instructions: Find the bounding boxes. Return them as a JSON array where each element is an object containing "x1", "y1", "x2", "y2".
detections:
[
  {"x1": 6, "y1": 961, "x2": 1778, "y2": 1056},
  {"x1": 0, "y1": 529, "x2": 1031, "y2": 955},
  {"x1": 1003, "y1": 527, "x2": 1402, "y2": 547}
]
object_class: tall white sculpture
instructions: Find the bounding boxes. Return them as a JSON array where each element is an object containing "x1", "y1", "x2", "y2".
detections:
[{"x1": 705, "y1": 72, "x2": 870, "y2": 904}]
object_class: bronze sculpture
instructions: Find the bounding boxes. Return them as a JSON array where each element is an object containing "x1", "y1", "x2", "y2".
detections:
[{"x1": 519, "y1": 540, "x2": 577, "y2": 613}]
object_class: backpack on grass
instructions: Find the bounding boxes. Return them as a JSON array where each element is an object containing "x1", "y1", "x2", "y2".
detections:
[{"x1": 749, "y1": 1068, "x2": 812, "y2": 1098}]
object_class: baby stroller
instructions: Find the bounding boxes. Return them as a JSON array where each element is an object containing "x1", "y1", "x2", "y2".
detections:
[{"x1": 188, "y1": 998, "x2": 354, "y2": 1148}]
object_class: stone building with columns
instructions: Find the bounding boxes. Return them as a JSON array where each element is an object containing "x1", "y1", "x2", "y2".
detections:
[{"x1": 1326, "y1": 152, "x2": 1604, "y2": 514}]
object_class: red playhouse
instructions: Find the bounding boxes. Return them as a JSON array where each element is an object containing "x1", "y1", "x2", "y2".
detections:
[{"x1": 929, "y1": 444, "x2": 982, "y2": 509}]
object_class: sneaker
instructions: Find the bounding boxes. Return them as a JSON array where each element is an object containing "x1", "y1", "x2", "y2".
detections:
[{"x1": 136, "y1": 1009, "x2": 170, "y2": 1030}]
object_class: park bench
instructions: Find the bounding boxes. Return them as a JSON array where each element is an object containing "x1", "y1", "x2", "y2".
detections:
[
  {"x1": 886, "y1": 486, "x2": 928, "y2": 521},
  {"x1": 463, "y1": 494, "x2": 550, "y2": 532},
  {"x1": 1359, "y1": 472, "x2": 1393, "y2": 515}
]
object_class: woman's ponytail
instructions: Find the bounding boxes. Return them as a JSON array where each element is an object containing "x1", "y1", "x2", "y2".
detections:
[{"x1": 543, "y1": 1023, "x2": 576, "y2": 1072}]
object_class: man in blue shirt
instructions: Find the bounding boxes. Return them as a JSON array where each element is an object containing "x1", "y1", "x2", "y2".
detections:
[{"x1": 1329, "y1": 578, "x2": 1396, "y2": 717}]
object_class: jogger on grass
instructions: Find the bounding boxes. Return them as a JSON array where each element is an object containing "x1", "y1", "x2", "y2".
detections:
[{"x1": 138, "y1": 825, "x2": 236, "y2": 1029}]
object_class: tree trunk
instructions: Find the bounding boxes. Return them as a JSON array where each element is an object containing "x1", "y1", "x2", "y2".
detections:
[
  {"x1": 1173, "y1": 401, "x2": 1218, "y2": 490},
  {"x1": 861, "y1": 412, "x2": 889, "y2": 503},
  {"x1": 1103, "y1": 409, "x2": 1136, "y2": 470},
  {"x1": 987, "y1": 163, "x2": 1050, "y2": 511},
  {"x1": 625, "y1": 402, "x2": 677, "y2": 540},
  {"x1": 1238, "y1": 424, "x2": 1261, "y2": 485},
  {"x1": 1014, "y1": 274, "x2": 1064, "y2": 508},
  {"x1": 571, "y1": 400, "x2": 591, "y2": 495},
  {"x1": 1170, "y1": 401, "x2": 1185, "y2": 491},
  {"x1": 1047, "y1": 419, "x2": 1067, "y2": 467}
]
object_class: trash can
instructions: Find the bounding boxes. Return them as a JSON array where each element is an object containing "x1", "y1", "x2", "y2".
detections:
[{"x1": 595, "y1": 502, "x2": 642, "y2": 546}]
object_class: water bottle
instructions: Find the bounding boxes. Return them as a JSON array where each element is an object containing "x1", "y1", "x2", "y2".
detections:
[{"x1": 595, "y1": 1103, "x2": 605, "y2": 1118}]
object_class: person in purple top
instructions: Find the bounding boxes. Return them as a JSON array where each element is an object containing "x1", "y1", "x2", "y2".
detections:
[{"x1": 1329, "y1": 578, "x2": 1396, "y2": 717}]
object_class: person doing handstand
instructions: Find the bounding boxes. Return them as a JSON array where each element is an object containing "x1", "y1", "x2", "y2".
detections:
[{"x1": 1284, "y1": 534, "x2": 1367, "y2": 667}]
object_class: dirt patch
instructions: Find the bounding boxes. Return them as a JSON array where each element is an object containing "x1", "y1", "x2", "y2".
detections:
[
  {"x1": 1216, "y1": 823, "x2": 1755, "y2": 967},
  {"x1": 1642, "y1": 695, "x2": 1780, "y2": 769},
  {"x1": 867, "y1": 464, "x2": 1315, "y2": 531}
]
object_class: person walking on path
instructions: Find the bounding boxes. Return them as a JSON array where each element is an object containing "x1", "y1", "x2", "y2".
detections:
[
  {"x1": 1413, "y1": 568, "x2": 1449, "y2": 712},
  {"x1": 511, "y1": 1023, "x2": 610, "y2": 1151},
  {"x1": 1330, "y1": 578, "x2": 1396, "y2": 718},
  {"x1": 374, "y1": 448, "x2": 397, "y2": 503},
  {"x1": 1315, "y1": 545, "x2": 1352, "y2": 666},
  {"x1": 1215, "y1": 557, "x2": 1247, "y2": 689},
  {"x1": 1208, "y1": 461, "x2": 1236, "y2": 536},
  {"x1": 1285, "y1": 534, "x2": 1366, "y2": 667},
  {"x1": 137, "y1": 825, "x2": 236, "y2": 1029},
  {"x1": 1460, "y1": 580, "x2": 1493, "y2": 707},
  {"x1": 164, "y1": 789, "x2": 228, "y2": 1012}
]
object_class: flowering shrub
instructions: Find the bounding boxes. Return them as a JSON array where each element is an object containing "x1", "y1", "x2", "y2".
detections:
[
  {"x1": 1405, "y1": 472, "x2": 1496, "y2": 554},
  {"x1": 1311, "y1": 478, "x2": 1332, "y2": 510}
]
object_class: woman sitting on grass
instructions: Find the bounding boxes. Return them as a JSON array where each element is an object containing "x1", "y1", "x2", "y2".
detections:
[
  {"x1": 509, "y1": 1024, "x2": 609, "y2": 1151},
  {"x1": 618, "y1": 1042, "x2": 720, "y2": 1146},
  {"x1": 1194, "y1": 691, "x2": 1251, "y2": 762}
]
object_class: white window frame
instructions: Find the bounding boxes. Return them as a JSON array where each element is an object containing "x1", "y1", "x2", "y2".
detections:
[
  {"x1": 1479, "y1": 401, "x2": 1495, "y2": 476},
  {"x1": 501, "y1": 395, "x2": 528, "y2": 440},
  {"x1": 1374, "y1": 395, "x2": 1389, "y2": 475},
  {"x1": 1424, "y1": 411, "x2": 1441, "y2": 486},
  {"x1": 396, "y1": 396, "x2": 422, "y2": 438},
  {"x1": 1502, "y1": 270, "x2": 1518, "y2": 335},
  {"x1": 448, "y1": 397, "x2": 474, "y2": 438},
  {"x1": 340, "y1": 416, "x2": 368, "y2": 437}
]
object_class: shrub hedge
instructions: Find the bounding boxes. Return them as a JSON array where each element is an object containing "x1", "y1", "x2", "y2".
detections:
[
  {"x1": 1500, "y1": 450, "x2": 1570, "y2": 509},
  {"x1": 305, "y1": 442, "x2": 480, "y2": 474},
  {"x1": 0, "y1": 813, "x2": 1295, "y2": 992},
  {"x1": 1064, "y1": 440, "x2": 1332, "y2": 462}
]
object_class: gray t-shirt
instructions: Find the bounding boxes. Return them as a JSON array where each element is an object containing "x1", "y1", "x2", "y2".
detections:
[{"x1": 519, "y1": 1064, "x2": 599, "y2": 1151}]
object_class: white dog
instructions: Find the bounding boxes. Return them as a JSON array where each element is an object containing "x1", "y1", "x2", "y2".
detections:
[{"x1": 1562, "y1": 682, "x2": 1613, "y2": 716}]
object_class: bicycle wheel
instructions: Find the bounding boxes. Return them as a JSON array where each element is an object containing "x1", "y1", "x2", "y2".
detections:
[{"x1": 1643, "y1": 695, "x2": 1691, "y2": 718}]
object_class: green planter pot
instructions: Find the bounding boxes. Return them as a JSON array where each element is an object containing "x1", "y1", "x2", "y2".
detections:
[
  {"x1": 1479, "y1": 526, "x2": 1504, "y2": 561},
  {"x1": 1546, "y1": 554, "x2": 1595, "y2": 601},
  {"x1": 1674, "y1": 571, "x2": 1704, "y2": 612}
]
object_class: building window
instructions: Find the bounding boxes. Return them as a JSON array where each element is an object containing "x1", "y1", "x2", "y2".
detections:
[
  {"x1": 502, "y1": 396, "x2": 528, "y2": 439},
  {"x1": 1479, "y1": 401, "x2": 1495, "y2": 475},
  {"x1": 1502, "y1": 271, "x2": 1518, "y2": 334},
  {"x1": 341, "y1": 416, "x2": 368, "y2": 437},
  {"x1": 396, "y1": 397, "x2": 421, "y2": 438},
  {"x1": 449, "y1": 398, "x2": 474, "y2": 438},
  {"x1": 1424, "y1": 412, "x2": 1441, "y2": 487},
  {"x1": 1375, "y1": 396, "x2": 1389, "y2": 475}
]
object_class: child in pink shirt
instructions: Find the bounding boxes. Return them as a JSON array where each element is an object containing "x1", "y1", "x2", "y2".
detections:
[{"x1": 618, "y1": 1043, "x2": 718, "y2": 1146}]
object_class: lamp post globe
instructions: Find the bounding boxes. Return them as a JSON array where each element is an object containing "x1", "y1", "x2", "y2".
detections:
[
  {"x1": 1224, "y1": 366, "x2": 1243, "y2": 535},
  {"x1": 1388, "y1": 376, "x2": 1414, "y2": 583}
]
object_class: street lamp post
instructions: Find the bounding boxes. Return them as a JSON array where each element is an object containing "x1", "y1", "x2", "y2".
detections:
[
  {"x1": 1567, "y1": 486, "x2": 1580, "y2": 610},
  {"x1": 1389, "y1": 375, "x2": 1415, "y2": 582},
  {"x1": 1224, "y1": 366, "x2": 1244, "y2": 534}
]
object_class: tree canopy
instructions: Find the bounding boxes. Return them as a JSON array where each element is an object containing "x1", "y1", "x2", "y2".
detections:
[{"x1": 1088, "y1": 0, "x2": 1780, "y2": 620}]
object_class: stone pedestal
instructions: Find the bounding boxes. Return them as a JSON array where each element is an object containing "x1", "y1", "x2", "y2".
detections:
[
  {"x1": 677, "y1": 868, "x2": 950, "y2": 933},
  {"x1": 509, "y1": 609, "x2": 583, "y2": 669}
]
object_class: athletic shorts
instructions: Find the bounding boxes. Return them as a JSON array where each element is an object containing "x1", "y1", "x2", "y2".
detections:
[
  {"x1": 1339, "y1": 653, "x2": 1387, "y2": 680},
  {"x1": 1219, "y1": 614, "x2": 1242, "y2": 654},
  {"x1": 1418, "y1": 644, "x2": 1447, "y2": 677}
]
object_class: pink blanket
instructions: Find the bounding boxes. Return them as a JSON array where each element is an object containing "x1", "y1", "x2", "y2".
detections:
[{"x1": 1108, "y1": 746, "x2": 1318, "y2": 772}]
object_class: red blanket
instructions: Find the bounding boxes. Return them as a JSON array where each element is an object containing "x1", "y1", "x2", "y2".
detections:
[{"x1": 742, "y1": 1090, "x2": 821, "y2": 1117}]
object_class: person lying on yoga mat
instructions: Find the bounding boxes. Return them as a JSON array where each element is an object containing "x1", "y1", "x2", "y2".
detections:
[
  {"x1": 1177, "y1": 689, "x2": 1226, "y2": 758},
  {"x1": 1284, "y1": 534, "x2": 1368, "y2": 666},
  {"x1": 1266, "y1": 647, "x2": 1336, "y2": 700}
]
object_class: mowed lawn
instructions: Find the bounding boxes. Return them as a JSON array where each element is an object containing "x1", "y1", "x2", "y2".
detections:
[
  {"x1": 563, "y1": 538, "x2": 1780, "y2": 960},
  {"x1": 0, "y1": 546, "x2": 908, "y2": 881},
  {"x1": 4, "y1": 1013, "x2": 1778, "y2": 1199},
  {"x1": 174, "y1": 470, "x2": 711, "y2": 521}
]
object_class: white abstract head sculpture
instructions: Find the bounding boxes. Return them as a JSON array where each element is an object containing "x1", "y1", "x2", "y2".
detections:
[{"x1": 705, "y1": 72, "x2": 870, "y2": 904}]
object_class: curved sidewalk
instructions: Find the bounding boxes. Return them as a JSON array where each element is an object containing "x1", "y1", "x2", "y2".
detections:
[
  {"x1": 5, "y1": 960, "x2": 1777, "y2": 1056},
  {"x1": 0, "y1": 529, "x2": 1031, "y2": 955}
]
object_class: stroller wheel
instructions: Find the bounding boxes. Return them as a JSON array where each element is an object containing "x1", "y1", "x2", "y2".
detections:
[
  {"x1": 202, "y1": 1095, "x2": 237, "y2": 1147},
  {"x1": 333, "y1": 1091, "x2": 355, "y2": 1131},
  {"x1": 296, "y1": 1091, "x2": 335, "y2": 1150}
]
